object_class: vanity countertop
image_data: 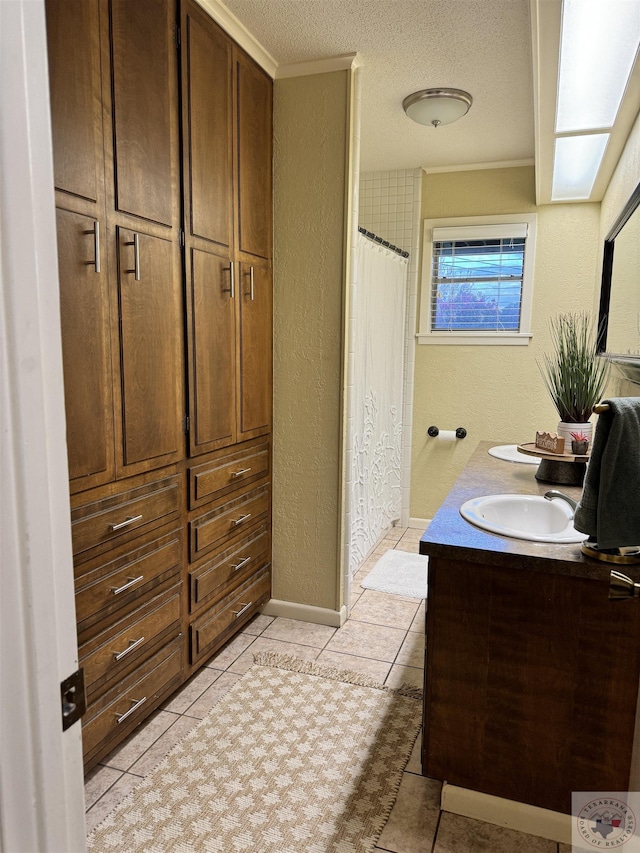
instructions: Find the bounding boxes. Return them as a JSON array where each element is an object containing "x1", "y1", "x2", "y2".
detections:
[{"x1": 419, "y1": 440, "x2": 615, "y2": 580}]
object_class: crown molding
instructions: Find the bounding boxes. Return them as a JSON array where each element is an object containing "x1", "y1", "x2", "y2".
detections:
[
  {"x1": 276, "y1": 53, "x2": 360, "y2": 80},
  {"x1": 423, "y1": 159, "x2": 535, "y2": 175}
]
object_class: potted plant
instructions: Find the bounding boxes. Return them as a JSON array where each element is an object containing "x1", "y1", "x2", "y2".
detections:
[
  {"x1": 570, "y1": 430, "x2": 589, "y2": 455},
  {"x1": 538, "y1": 312, "x2": 608, "y2": 446}
]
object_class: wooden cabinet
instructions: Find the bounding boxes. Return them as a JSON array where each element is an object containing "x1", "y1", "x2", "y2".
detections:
[
  {"x1": 420, "y1": 443, "x2": 640, "y2": 815},
  {"x1": 46, "y1": 0, "x2": 272, "y2": 770},
  {"x1": 72, "y1": 472, "x2": 186, "y2": 768},
  {"x1": 47, "y1": 0, "x2": 185, "y2": 489},
  {"x1": 46, "y1": 0, "x2": 114, "y2": 492},
  {"x1": 235, "y1": 51, "x2": 273, "y2": 262},
  {"x1": 186, "y1": 439, "x2": 272, "y2": 668},
  {"x1": 115, "y1": 225, "x2": 184, "y2": 474},
  {"x1": 109, "y1": 0, "x2": 179, "y2": 228},
  {"x1": 181, "y1": 0, "x2": 272, "y2": 457},
  {"x1": 423, "y1": 557, "x2": 640, "y2": 813},
  {"x1": 55, "y1": 208, "x2": 114, "y2": 484}
]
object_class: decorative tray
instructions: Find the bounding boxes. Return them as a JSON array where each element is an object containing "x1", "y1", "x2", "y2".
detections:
[{"x1": 516, "y1": 442, "x2": 590, "y2": 463}]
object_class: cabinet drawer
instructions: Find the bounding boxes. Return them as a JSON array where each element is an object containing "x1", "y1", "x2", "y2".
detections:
[
  {"x1": 75, "y1": 528, "x2": 182, "y2": 635},
  {"x1": 190, "y1": 523, "x2": 269, "y2": 614},
  {"x1": 189, "y1": 441, "x2": 269, "y2": 509},
  {"x1": 80, "y1": 585, "x2": 181, "y2": 697},
  {"x1": 191, "y1": 568, "x2": 270, "y2": 664},
  {"x1": 71, "y1": 475, "x2": 181, "y2": 558},
  {"x1": 189, "y1": 484, "x2": 269, "y2": 561},
  {"x1": 82, "y1": 635, "x2": 183, "y2": 761}
]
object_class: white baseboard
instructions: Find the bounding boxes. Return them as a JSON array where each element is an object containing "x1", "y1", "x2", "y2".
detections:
[
  {"x1": 409, "y1": 517, "x2": 431, "y2": 530},
  {"x1": 441, "y1": 783, "x2": 572, "y2": 844},
  {"x1": 260, "y1": 599, "x2": 348, "y2": 628}
]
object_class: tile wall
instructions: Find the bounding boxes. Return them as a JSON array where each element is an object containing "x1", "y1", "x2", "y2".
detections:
[{"x1": 359, "y1": 169, "x2": 423, "y2": 530}]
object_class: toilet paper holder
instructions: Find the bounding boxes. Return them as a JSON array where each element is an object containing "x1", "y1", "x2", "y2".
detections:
[{"x1": 427, "y1": 426, "x2": 467, "y2": 439}]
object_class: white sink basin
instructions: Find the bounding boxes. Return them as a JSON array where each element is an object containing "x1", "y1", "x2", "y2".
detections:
[
  {"x1": 488, "y1": 445, "x2": 540, "y2": 465},
  {"x1": 460, "y1": 494, "x2": 585, "y2": 543}
]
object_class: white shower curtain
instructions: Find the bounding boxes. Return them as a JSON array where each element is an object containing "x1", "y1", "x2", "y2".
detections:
[{"x1": 350, "y1": 233, "x2": 408, "y2": 575}]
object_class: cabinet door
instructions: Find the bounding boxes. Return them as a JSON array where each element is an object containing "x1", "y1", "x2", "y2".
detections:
[
  {"x1": 45, "y1": 0, "x2": 104, "y2": 203},
  {"x1": 182, "y1": 0, "x2": 233, "y2": 250},
  {"x1": 110, "y1": 0, "x2": 178, "y2": 227},
  {"x1": 188, "y1": 249, "x2": 237, "y2": 454},
  {"x1": 56, "y1": 208, "x2": 114, "y2": 488},
  {"x1": 234, "y1": 50, "x2": 273, "y2": 261},
  {"x1": 237, "y1": 262, "x2": 272, "y2": 439},
  {"x1": 116, "y1": 227, "x2": 184, "y2": 473}
]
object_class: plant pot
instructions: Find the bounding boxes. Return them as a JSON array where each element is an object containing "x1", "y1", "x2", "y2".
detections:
[
  {"x1": 557, "y1": 421, "x2": 592, "y2": 449},
  {"x1": 571, "y1": 439, "x2": 589, "y2": 455}
]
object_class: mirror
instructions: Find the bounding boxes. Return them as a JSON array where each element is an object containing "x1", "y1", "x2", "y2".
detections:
[{"x1": 598, "y1": 180, "x2": 640, "y2": 361}]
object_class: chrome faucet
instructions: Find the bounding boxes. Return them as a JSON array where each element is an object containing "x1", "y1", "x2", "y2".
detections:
[{"x1": 544, "y1": 490, "x2": 578, "y2": 516}]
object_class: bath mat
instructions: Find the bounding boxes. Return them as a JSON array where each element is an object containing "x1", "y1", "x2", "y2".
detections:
[
  {"x1": 86, "y1": 653, "x2": 422, "y2": 853},
  {"x1": 360, "y1": 549, "x2": 428, "y2": 599}
]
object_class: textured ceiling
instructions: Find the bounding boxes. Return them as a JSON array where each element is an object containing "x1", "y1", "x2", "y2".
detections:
[{"x1": 224, "y1": 0, "x2": 535, "y2": 172}]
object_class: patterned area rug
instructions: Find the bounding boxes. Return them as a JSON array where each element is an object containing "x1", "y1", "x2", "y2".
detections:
[
  {"x1": 360, "y1": 549, "x2": 428, "y2": 599},
  {"x1": 87, "y1": 653, "x2": 422, "y2": 853}
]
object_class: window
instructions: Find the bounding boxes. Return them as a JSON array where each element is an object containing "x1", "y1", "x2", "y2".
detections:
[{"x1": 418, "y1": 214, "x2": 537, "y2": 345}]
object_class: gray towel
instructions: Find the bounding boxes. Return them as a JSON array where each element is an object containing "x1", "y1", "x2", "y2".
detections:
[{"x1": 574, "y1": 397, "x2": 640, "y2": 548}]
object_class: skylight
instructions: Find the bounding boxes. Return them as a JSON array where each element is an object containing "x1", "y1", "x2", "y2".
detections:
[
  {"x1": 550, "y1": 0, "x2": 640, "y2": 202},
  {"x1": 556, "y1": 0, "x2": 640, "y2": 133}
]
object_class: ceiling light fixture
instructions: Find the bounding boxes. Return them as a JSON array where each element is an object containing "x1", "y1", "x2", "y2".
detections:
[{"x1": 402, "y1": 88, "x2": 473, "y2": 128}]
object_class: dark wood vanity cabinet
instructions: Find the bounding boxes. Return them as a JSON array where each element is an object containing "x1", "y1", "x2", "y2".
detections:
[
  {"x1": 46, "y1": 0, "x2": 272, "y2": 769},
  {"x1": 424, "y1": 557, "x2": 640, "y2": 813},
  {"x1": 420, "y1": 443, "x2": 640, "y2": 815}
]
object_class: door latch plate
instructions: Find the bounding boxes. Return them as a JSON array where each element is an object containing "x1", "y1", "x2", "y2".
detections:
[{"x1": 60, "y1": 668, "x2": 86, "y2": 731}]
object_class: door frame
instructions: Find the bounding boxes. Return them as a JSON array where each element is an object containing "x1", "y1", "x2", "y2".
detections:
[{"x1": 0, "y1": 2, "x2": 86, "y2": 850}]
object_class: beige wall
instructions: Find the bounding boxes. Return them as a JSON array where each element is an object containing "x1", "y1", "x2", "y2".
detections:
[
  {"x1": 411, "y1": 166, "x2": 602, "y2": 518},
  {"x1": 272, "y1": 70, "x2": 352, "y2": 611}
]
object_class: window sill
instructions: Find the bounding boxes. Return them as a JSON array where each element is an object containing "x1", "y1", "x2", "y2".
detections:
[{"x1": 416, "y1": 332, "x2": 533, "y2": 346}]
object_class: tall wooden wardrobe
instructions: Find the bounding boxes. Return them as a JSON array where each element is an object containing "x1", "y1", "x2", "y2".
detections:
[{"x1": 45, "y1": 0, "x2": 273, "y2": 770}]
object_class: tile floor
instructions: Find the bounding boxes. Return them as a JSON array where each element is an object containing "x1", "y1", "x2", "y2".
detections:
[{"x1": 84, "y1": 526, "x2": 570, "y2": 852}]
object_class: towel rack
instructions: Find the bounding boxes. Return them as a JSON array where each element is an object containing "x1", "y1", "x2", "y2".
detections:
[{"x1": 594, "y1": 403, "x2": 611, "y2": 413}]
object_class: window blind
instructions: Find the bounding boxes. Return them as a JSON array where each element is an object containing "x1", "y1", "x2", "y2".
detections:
[{"x1": 430, "y1": 234, "x2": 527, "y2": 332}]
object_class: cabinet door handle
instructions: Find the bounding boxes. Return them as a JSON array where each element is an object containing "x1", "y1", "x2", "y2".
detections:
[
  {"x1": 115, "y1": 696, "x2": 147, "y2": 724},
  {"x1": 110, "y1": 575, "x2": 144, "y2": 595},
  {"x1": 109, "y1": 514, "x2": 143, "y2": 532},
  {"x1": 231, "y1": 467, "x2": 252, "y2": 478},
  {"x1": 232, "y1": 601, "x2": 253, "y2": 618},
  {"x1": 113, "y1": 636, "x2": 145, "y2": 661},
  {"x1": 245, "y1": 266, "x2": 255, "y2": 300},
  {"x1": 224, "y1": 261, "x2": 235, "y2": 298},
  {"x1": 126, "y1": 233, "x2": 141, "y2": 281},
  {"x1": 84, "y1": 221, "x2": 101, "y2": 273},
  {"x1": 232, "y1": 513, "x2": 251, "y2": 527},
  {"x1": 230, "y1": 556, "x2": 251, "y2": 572}
]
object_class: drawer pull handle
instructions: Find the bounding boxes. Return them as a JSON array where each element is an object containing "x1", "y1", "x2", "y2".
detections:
[
  {"x1": 224, "y1": 261, "x2": 235, "y2": 298},
  {"x1": 113, "y1": 636, "x2": 145, "y2": 662},
  {"x1": 109, "y1": 514, "x2": 143, "y2": 532},
  {"x1": 231, "y1": 467, "x2": 252, "y2": 478},
  {"x1": 115, "y1": 696, "x2": 147, "y2": 724},
  {"x1": 231, "y1": 556, "x2": 251, "y2": 572},
  {"x1": 232, "y1": 601, "x2": 253, "y2": 618},
  {"x1": 232, "y1": 513, "x2": 251, "y2": 527},
  {"x1": 110, "y1": 575, "x2": 144, "y2": 596},
  {"x1": 84, "y1": 220, "x2": 101, "y2": 273},
  {"x1": 245, "y1": 266, "x2": 255, "y2": 301},
  {"x1": 125, "y1": 232, "x2": 141, "y2": 281}
]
